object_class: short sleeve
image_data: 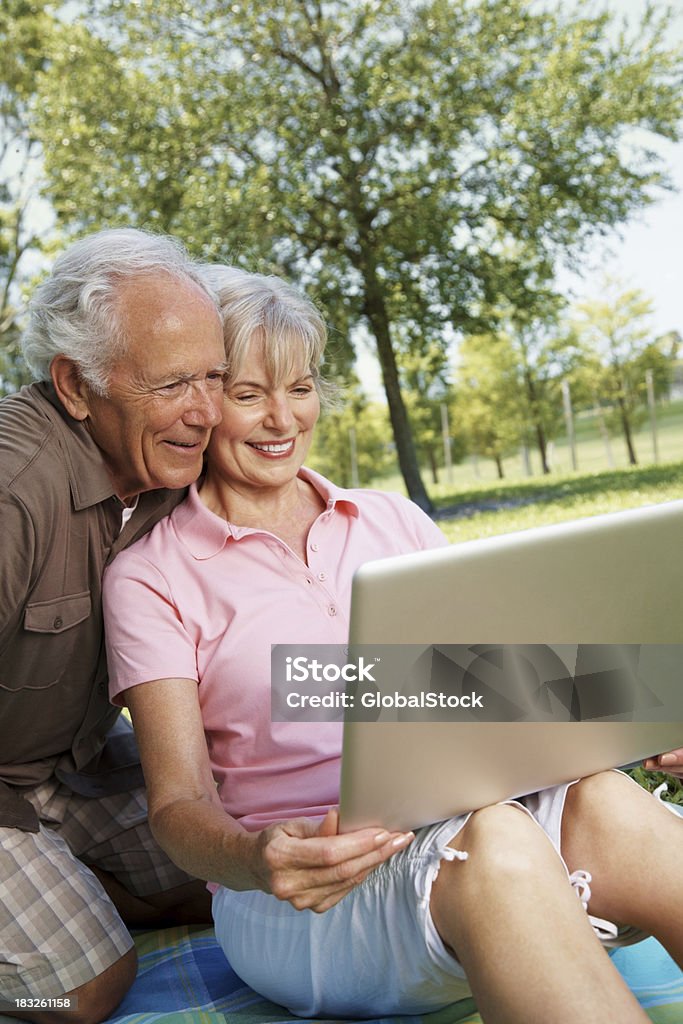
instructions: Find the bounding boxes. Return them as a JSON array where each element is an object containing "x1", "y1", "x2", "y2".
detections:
[
  {"x1": 394, "y1": 494, "x2": 450, "y2": 552},
  {"x1": 103, "y1": 550, "x2": 199, "y2": 705}
]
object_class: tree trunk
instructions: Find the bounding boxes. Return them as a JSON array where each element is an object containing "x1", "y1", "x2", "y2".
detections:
[
  {"x1": 356, "y1": 249, "x2": 433, "y2": 512},
  {"x1": 617, "y1": 395, "x2": 638, "y2": 465},
  {"x1": 524, "y1": 368, "x2": 550, "y2": 474},
  {"x1": 427, "y1": 446, "x2": 439, "y2": 485},
  {"x1": 494, "y1": 454, "x2": 505, "y2": 479}
]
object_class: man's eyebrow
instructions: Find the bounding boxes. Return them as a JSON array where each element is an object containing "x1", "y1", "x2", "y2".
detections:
[{"x1": 152, "y1": 363, "x2": 230, "y2": 386}]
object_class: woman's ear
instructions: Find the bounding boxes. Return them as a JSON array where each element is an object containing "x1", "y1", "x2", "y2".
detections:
[{"x1": 50, "y1": 355, "x2": 92, "y2": 421}]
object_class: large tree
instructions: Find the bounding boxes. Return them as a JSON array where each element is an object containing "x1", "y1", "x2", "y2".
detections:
[{"x1": 29, "y1": 0, "x2": 683, "y2": 507}]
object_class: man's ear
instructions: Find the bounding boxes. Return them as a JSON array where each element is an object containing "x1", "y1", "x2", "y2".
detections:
[{"x1": 50, "y1": 355, "x2": 92, "y2": 421}]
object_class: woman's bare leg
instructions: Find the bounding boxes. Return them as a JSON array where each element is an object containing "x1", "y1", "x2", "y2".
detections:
[
  {"x1": 560, "y1": 770, "x2": 683, "y2": 966},
  {"x1": 431, "y1": 802, "x2": 649, "y2": 1024}
]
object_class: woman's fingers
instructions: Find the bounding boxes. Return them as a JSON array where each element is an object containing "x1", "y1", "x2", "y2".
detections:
[
  {"x1": 258, "y1": 819, "x2": 414, "y2": 910},
  {"x1": 644, "y1": 747, "x2": 683, "y2": 778}
]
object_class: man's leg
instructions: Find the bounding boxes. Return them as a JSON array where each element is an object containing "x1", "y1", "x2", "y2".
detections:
[
  {"x1": 0, "y1": 823, "x2": 137, "y2": 1024},
  {"x1": 89, "y1": 867, "x2": 211, "y2": 927},
  {"x1": 53, "y1": 784, "x2": 212, "y2": 927}
]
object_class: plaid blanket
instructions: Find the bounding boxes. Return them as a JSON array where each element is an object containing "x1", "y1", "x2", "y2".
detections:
[{"x1": 101, "y1": 927, "x2": 683, "y2": 1024}]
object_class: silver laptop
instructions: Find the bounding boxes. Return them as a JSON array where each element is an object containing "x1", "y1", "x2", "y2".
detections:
[{"x1": 339, "y1": 499, "x2": 683, "y2": 832}]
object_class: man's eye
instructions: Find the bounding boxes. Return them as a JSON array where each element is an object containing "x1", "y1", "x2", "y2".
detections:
[
  {"x1": 207, "y1": 372, "x2": 227, "y2": 389},
  {"x1": 157, "y1": 380, "x2": 186, "y2": 395}
]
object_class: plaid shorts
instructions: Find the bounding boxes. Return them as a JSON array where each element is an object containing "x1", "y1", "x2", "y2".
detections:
[{"x1": 0, "y1": 779, "x2": 194, "y2": 1001}]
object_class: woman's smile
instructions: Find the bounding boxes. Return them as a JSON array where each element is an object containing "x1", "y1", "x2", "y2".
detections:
[{"x1": 245, "y1": 438, "x2": 296, "y2": 457}]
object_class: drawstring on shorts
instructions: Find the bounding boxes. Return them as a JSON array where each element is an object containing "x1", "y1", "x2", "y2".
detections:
[
  {"x1": 418, "y1": 843, "x2": 469, "y2": 908},
  {"x1": 569, "y1": 869, "x2": 618, "y2": 940}
]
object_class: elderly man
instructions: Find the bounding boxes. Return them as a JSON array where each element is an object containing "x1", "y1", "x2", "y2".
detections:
[{"x1": 0, "y1": 229, "x2": 227, "y2": 1023}]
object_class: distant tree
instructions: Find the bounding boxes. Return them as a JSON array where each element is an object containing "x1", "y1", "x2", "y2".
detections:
[
  {"x1": 27, "y1": 0, "x2": 683, "y2": 503},
  {"x1": 308, "y1": 380, "x2": 394, "y2": 488},
  {"x1": 396, "y1": 337, "x2": 461, "y2": 485},
  {"x1": 510, "y1": 316, "x2": 589, "y2": 474},
  {"x1": 571, "y1": 283, "x2": 678, "y2": 465},
  {"x1": 451, "y1": 332, "x2": 525, "y2": 478}
]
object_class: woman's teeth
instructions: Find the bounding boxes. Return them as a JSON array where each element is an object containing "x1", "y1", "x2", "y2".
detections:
[{"x1": 249, "y1": 441, "x2": 293, "y2": 453}]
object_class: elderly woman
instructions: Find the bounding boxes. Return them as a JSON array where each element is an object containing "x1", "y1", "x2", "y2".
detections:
[{"x1": 103, "y1": 267, "x2": 682, "y2": 1024}]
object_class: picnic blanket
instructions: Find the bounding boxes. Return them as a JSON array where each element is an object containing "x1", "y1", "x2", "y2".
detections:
[{"x1": 99, "y1": 926, "x2": 683, "y2": 1024}]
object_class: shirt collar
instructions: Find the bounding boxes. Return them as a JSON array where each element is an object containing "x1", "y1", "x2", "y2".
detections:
[
  {"x1": 173, "y1": 467, "x2": 361, "y2": 561},
  {"x1": 298, "y1": 466, "x2": 360, "y2": 517},
  {"x1": 37, "y1": 382, "x2": 119, "y2": 509}
]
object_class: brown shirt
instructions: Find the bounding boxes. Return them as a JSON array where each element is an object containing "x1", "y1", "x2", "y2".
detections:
[{"x1": 0, "y1": 383, "x2": 184, "y2": 829}]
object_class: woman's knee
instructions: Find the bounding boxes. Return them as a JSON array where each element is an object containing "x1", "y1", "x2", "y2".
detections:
[
  {"x1": 450, "y1": 803, "x2": 559, "y2": 888},
  {"x1": 563, "y1": 771, "x2": 654, "y2": 839}
]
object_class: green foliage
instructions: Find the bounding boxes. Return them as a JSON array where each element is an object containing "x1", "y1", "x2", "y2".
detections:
[
  {"x1": 15, "y1": 0, "x2": 683, "y2": 497},
  {"x1": 627, "y1": 765, "x2": 683, "y2": 806},
  {"x1": 451, "y1": 332, "x2": 525, "y2": 476},
  {"x1": 308, "y1": 381, "x2": 395, "y2": 487},
  {"x1": 570, "y1": 281, "x2": 679, "y2": 464},
  {"x1": 396, "y1": 339, "x2": 463, "y2": 484},
  {"x1": 452, "y1": 316, "x2": 587, "y2": 474},
  {"x1": 0, "y1": 0, "x2": 58, "y2": 394}
]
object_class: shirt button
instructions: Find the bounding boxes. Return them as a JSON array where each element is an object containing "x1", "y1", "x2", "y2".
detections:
[
  {"x1": 318, "y1": 572, "x2": 327, "y2": 581},
  {"x1": 53, "y1": 617, "x2": 63, "y2": 629},
  {"x1": 310, "y1": 542, "x2": 319, "y2": 552},
  {"x1": 328, "y1": 605, "x2": 337, "y2": 616}
]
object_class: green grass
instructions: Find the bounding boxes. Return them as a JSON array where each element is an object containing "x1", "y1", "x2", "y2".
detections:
[{"x1": 433, "y1": 461, "x2": 683, "y2": 543}]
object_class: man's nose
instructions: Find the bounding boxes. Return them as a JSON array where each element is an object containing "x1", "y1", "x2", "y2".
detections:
[{"x1": 183, "y1": 380, "x2": 224, "y2": 427}]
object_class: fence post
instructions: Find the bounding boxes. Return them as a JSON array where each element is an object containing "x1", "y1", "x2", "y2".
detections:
[
  {"x1": 561, "y1": 379, "x2": 578, "y2": 471},
  {"x1": 440, "y1": 403, "x2": 453, "y2": 484},
  {"x1": 348, "y1": 427, "x2": 360, "y2": 487},
  {"x1": 645, "y1": 369, "x2": 659, "y2": 464}
]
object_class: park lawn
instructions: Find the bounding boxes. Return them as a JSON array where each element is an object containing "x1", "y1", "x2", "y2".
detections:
[{"x1": 433, "y1": 461, "x2": 683, "y2": 543}]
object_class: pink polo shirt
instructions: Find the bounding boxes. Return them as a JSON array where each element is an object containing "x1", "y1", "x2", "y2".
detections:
[{"x1": 104, "y1": 469, "x2": 448, "y2": 831}]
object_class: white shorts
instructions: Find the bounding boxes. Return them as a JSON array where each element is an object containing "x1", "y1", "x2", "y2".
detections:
[{"x1": 213, "y1": 780, "x2": 648, "y2": 1018}]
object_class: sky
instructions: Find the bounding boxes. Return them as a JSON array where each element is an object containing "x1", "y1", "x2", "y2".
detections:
[
  {"x1": 357, "y1": 0, "x2": 683, "y2": 399},
  {"x1": 556, "y1": 0, "x2": 683, "y2": 338}
]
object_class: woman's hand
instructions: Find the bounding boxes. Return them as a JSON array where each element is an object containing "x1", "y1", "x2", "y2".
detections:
[
  {"x1": 643, "y1": 748, "x2": 683, "y2": 779},
  {"x1": 251, "y1": 808, "x2": 414, "y2": 913}
]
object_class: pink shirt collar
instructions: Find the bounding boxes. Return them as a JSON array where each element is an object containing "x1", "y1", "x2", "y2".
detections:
[{"x1": 172, "y1": 467, "x2": 360, "y2": 561}]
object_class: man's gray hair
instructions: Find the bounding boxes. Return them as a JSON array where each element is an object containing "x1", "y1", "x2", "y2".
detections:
[
  {"x1": 201, "y1": 264, "x2": 338, "y2": 407},
  {"x1": 22, "y1": 228, "x2": 217, "y2": 394}
]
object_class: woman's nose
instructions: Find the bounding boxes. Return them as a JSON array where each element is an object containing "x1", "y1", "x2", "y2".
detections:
[{"x1": 263, "y1": 394, "x2": 295, "y2": 432}]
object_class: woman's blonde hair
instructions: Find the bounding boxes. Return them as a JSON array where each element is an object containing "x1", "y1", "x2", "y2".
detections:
[{"x1": 201, "y1": 265, "x2": 338, "y2": 407}]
